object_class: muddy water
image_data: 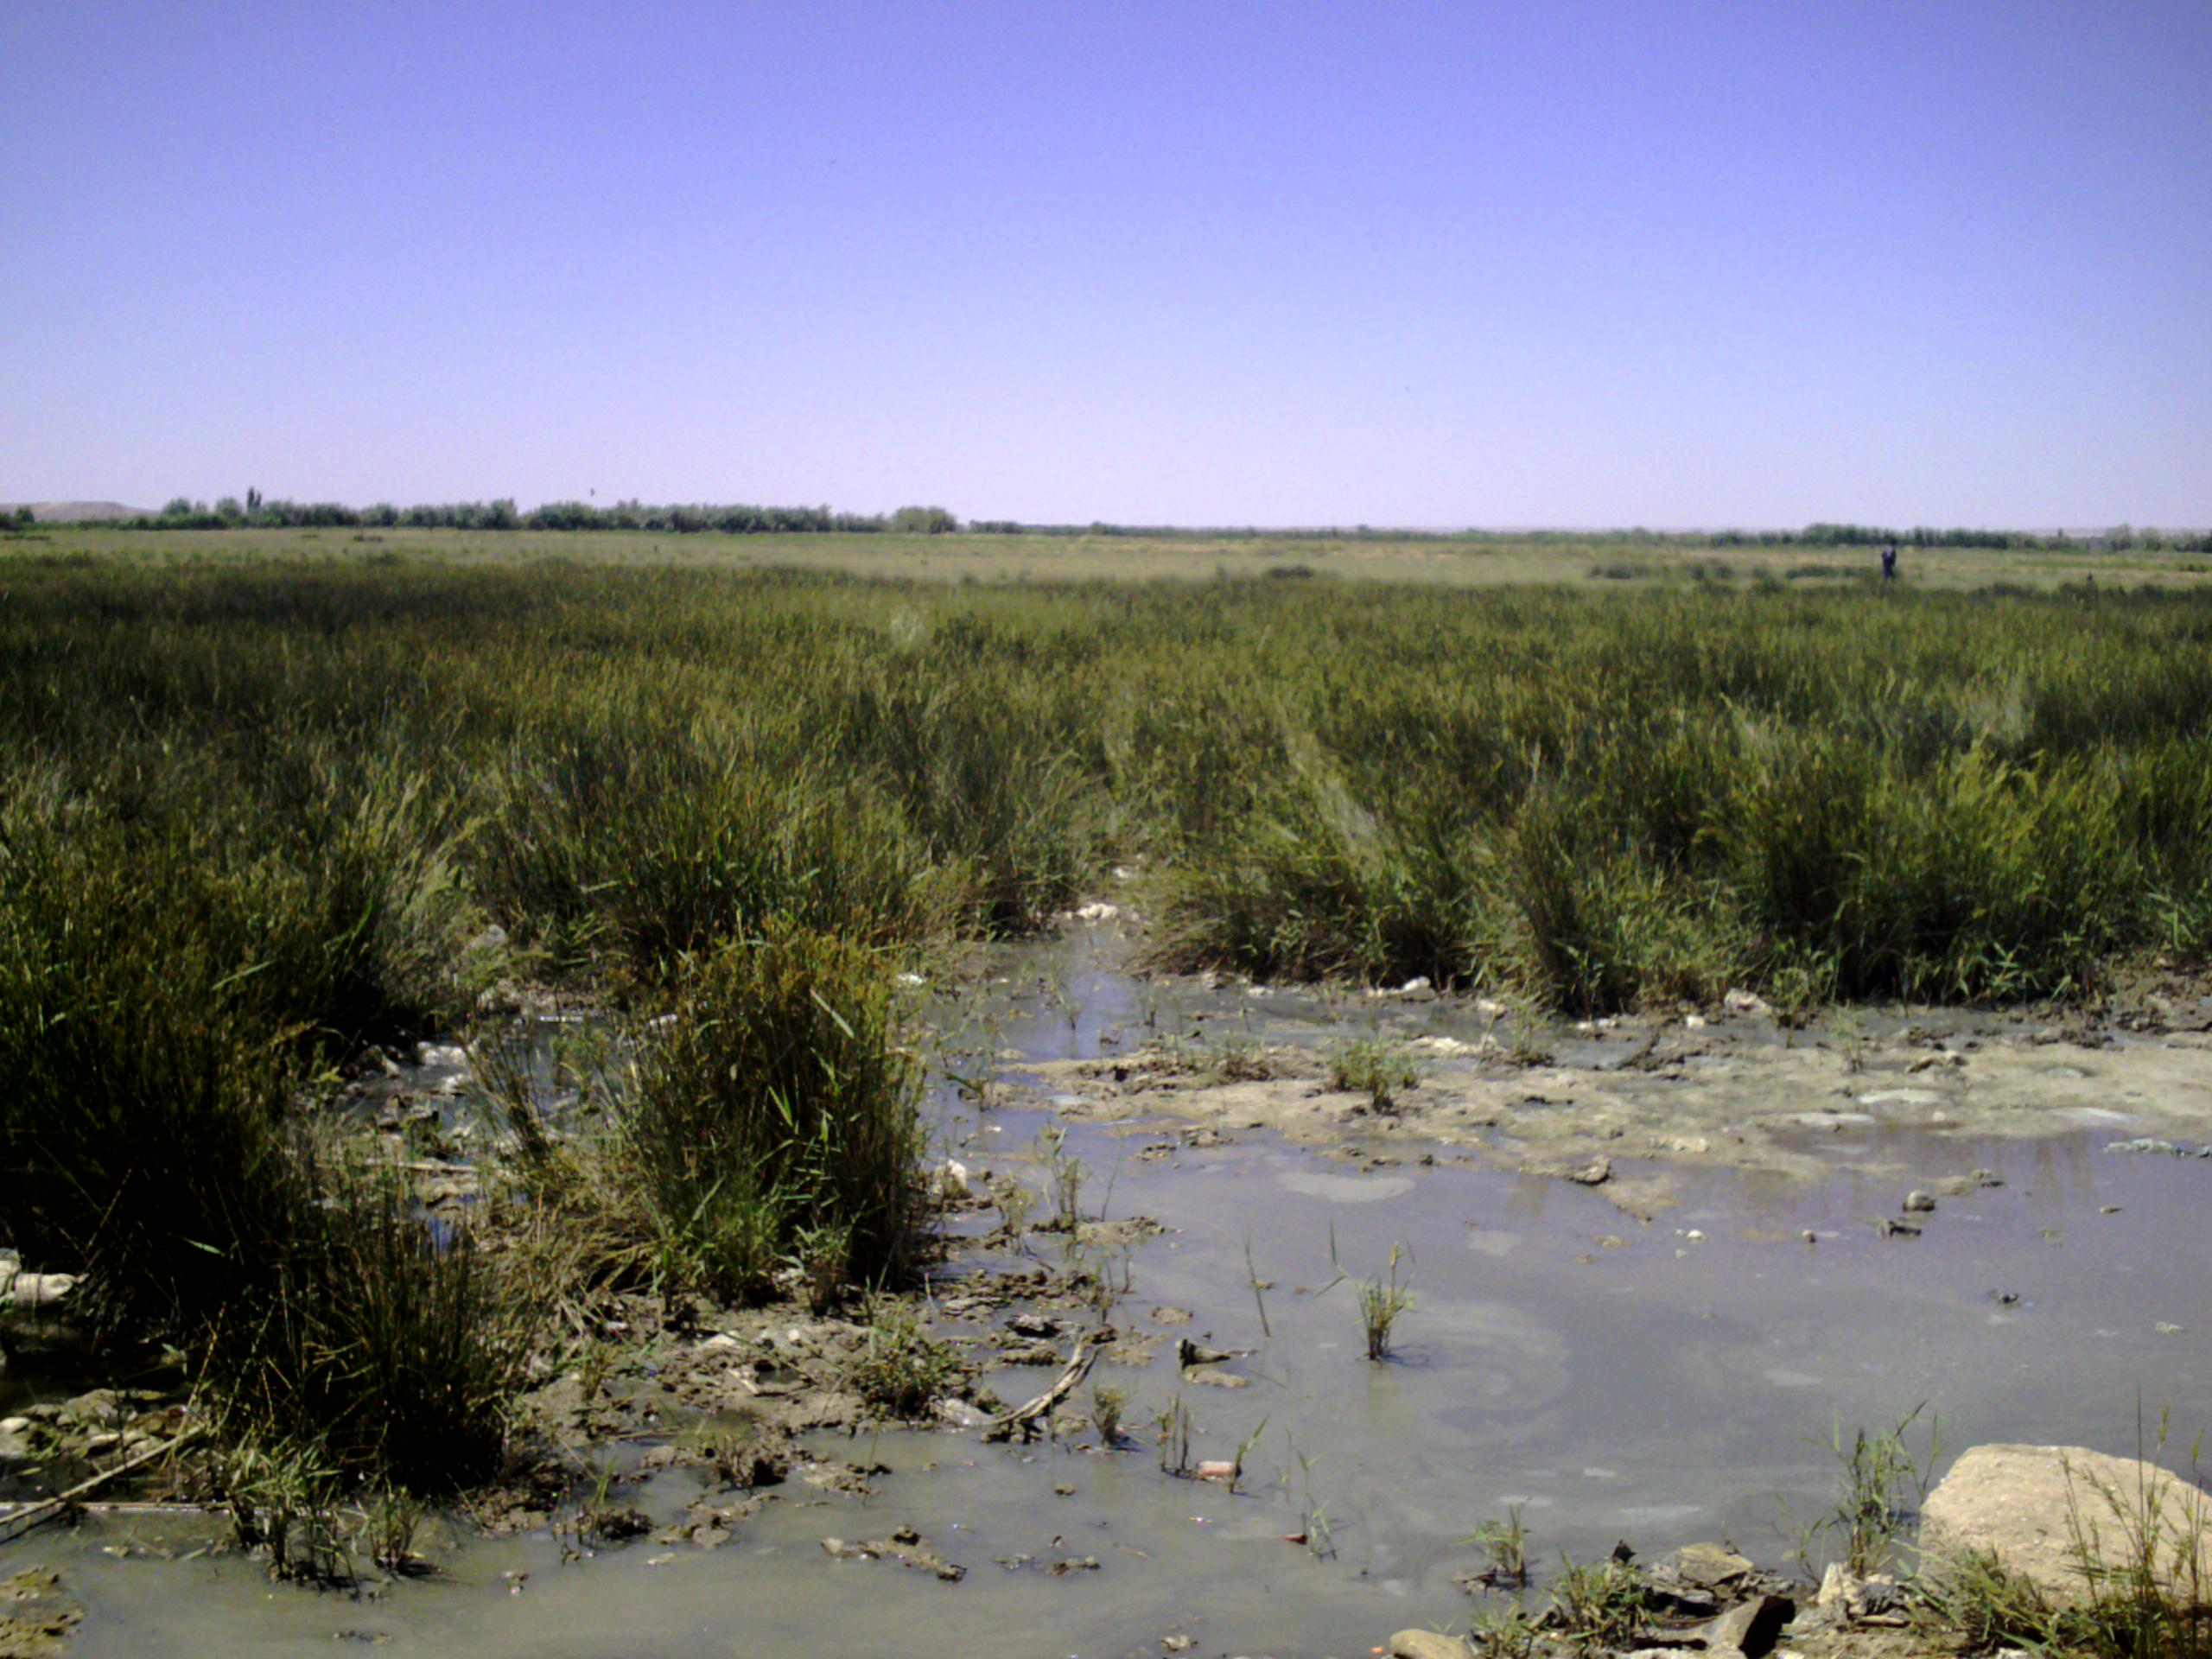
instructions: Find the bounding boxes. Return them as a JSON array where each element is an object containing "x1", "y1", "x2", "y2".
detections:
[{"x1": 13, "y1": 925, "x2": 2212, "y2": 1658}]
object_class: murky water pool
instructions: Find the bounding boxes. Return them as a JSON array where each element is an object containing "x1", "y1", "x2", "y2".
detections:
[{"x1": 10, "y1": 925, "x2": 2210, "y2": 1657}]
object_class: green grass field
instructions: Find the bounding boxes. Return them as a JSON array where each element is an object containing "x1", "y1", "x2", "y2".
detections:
[{"x1": 22, "y1": 520, "x2": 2212, "y2": 589}]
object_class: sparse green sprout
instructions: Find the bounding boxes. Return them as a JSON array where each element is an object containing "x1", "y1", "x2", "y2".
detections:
[
  {"x1": 1035, "y1": 1122, "x2": 1084, "y2": 1228},
  {"x1": 796, "y1": 1220, "x2": 852, "y2": 1316},
  {"x1": 1550, "y1": 1553, "x2": 1647, "y2": 1655},
  {"x1": 1810, "y1": 1404, "x2": 1940, "y2": 1577},
  {"x1": 359, "y1": 1486, "x2": 429, "y2": 1576},
  {"x1": 994, "y1": 1173, "x2": 1039, "y2": 1238},
  {"x1": 844, "y1": 1297, "x2": 964, "y2": 1421},
  {"x1": 1357, "y1": 1243, "x2": 1414, "y2": 1360},
  {"x1": 1465, "y1": 1600, "x2": 1542, "y2": 1659},
  {"x1": 1327, "y1": 1033, "x2": 1421, "y2": 1111},
  {"x1": 1154, "y1": 1395, "x2": 1192, "y2": 1476},
  {"x1": 1090, "y1": 1382, "x2": 1128, "y2": 1446},
  {"x1": 1465, "y1": 1504, "x2": 1531, "y2": 1588},
  {"x1": 1197, "y1": 1030, "x2": 1274, "y2": 1084}
]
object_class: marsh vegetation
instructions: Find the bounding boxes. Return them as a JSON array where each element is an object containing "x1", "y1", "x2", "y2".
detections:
[{"x1": 3, "y1": 535, "x2": 2209, "y2": 1612}]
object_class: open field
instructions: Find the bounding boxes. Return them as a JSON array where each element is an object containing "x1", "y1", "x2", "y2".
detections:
[
  {"x1": 5, "y1": 528, "x2": 2211, "y2": 1656},
  {"x1": 21, "y1": 520, "x2": 2212, "y2": 589}
]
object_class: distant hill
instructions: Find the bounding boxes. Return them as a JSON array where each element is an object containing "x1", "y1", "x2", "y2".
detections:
[{"x1": 0, "y1": 501, "x2": 154, "y2": 522}]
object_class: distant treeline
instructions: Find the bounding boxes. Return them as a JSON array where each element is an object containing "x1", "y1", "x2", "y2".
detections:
[
  {"x1": 968, "y1": 518, "x2": 2212, "y2": 553},
  {"x1": 144, "y1": 496, "x2": 962, "y2": 535},
  {"x1": 103, "y1": 499, "x2": 2212, "y2": 553}
]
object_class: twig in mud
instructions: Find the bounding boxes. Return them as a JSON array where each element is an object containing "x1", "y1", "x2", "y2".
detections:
[
  {"x1": 1244, "y1": 1235, "x2": 1272, "y2": 1340},
  {"x1": 982, "y1": 1332, "x2": 1104, "y2": 1443},
  {"x1": 1618, "y1": 1021, "x2": 1670, "y2": 1072},
  {"x1": 0, "y1": 1427, "x2": 200, "y2": 1543}
]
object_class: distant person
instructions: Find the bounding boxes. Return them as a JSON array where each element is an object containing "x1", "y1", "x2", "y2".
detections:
[{"x1": 1881, "y1": 540, "x2": 1898, "y2": 582}]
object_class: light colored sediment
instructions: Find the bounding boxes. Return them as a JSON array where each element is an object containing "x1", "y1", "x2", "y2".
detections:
[{"x1": 1021, "y1": 1012, "x2": 2212, "y2": 1217}]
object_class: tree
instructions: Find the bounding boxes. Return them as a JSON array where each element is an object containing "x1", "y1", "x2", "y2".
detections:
[{"x1": 889, "y1": 505, "x2": 959, "y2": 534}]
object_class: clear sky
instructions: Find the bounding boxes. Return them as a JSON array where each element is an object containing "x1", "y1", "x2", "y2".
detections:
[{"x1": 4, "y1": 1, "x2": 2208, "y2": 528}]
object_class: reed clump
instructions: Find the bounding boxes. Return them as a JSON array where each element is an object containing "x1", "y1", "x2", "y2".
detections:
[{"x1": 613, "y1": 919, "x2": 927, "y2": 1300}]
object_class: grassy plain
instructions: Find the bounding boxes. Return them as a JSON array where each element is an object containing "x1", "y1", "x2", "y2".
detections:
[
  {"x1": 3, "y1": 520, "x2": 2210, "y2": 1507},
  {"x1": 33, "y1": 521, "x2": 2212, "y2": 589}
]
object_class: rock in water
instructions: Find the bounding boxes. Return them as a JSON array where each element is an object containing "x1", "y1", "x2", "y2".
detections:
[{"x1": 1920, "y1": 1443, "x2": 2212, "y2": 1605}]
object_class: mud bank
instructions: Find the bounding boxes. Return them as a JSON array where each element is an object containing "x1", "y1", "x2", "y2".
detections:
[{"x1": 1017, "y1": 960, "x2": 2212, "y2": 1220}]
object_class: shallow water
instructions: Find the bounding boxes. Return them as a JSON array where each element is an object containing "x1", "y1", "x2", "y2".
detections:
[{"x1": 11, "y1": 925, "x2": 2212, "y2": 1658}]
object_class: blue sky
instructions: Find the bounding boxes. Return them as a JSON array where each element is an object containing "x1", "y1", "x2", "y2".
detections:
[{"x1": 3, "y1": 1, "x2": 2208, "y2": 527}]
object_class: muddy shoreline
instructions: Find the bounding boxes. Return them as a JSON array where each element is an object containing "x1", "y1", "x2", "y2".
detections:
[{"x1": 6, "y1": 921, "x2": 2212, "y2": 1657}]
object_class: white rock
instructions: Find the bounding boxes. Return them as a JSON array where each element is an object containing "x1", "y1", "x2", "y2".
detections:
[
  {"x1": 1388, "y1": 1631, "x2": 1471, "y2": 1659},
  {"x1": 1921, "y1": 1443, "x2": 2212, "y2": 1605},
  {"x1": 7, "y1": 1271, "x2": 77, "y2": 1310}
]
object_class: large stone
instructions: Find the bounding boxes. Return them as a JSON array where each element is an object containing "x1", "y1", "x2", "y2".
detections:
[
  {"x1": 1697, "y1": 1592, "x2": 1795, "y2": 1658},
  {"x1": 1920, "y1": 1443, "x2": 2212, "y2": 1605},
  {"x1": 3, "y1": 1269, "x2": 77, "y2": 1311},
  {"x1": 1387, "y1": 1631, "x2": 1469, "y2": 1659},
  {"x1": 1644, "y1": 1541, "x2": 1759, "y2": 1616},
  {"x1": 1667, "y1": 1541, "x2": 1758, "y2": 1593}
]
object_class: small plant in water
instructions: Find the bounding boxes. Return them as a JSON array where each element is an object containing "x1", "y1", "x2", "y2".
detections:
[
  {"x1": 1226, "y1": 1413, "x2": 1270, "y2": 1495},
  {"x1": 359, "y1": 1486, "x2": 430, "y2": 1577},
  {"x1": 1808, "y1": 1402, "x2": 1940, "y2": 1578},
  {"x1": 1319, "y1": 1228, "x2": 1414, "y2": 1359},
  {"x1": 1464, "y1": 1503, "x2": 1531, "y2": 1588},
  {"x1": 1353, "y1": 1242, "x2": 1414, "y2": 1359},
  {"x1": 1035, "y1": 1122, "x2": 1084, "y2": 1229},
  {"x1": 1283, "y1": 1438, "x2": 1337, "y2": 1559},
  {"x1": 1090, "y1": 1382, "x2": 1128, "y2": 1446},
  {"x1": 1077, "y1": 1240, "x2": 1133, "y2": 1328},
  {"x1": 213, "y1": 1438, "x2": 349, "y2": 1585},
  {"x1": 993, "y1": 1173, "x2": 1038, "y2": 1240},
  {"x1": 1154, "y1": 1395, "x2": 1192, "y2": 1476}
]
